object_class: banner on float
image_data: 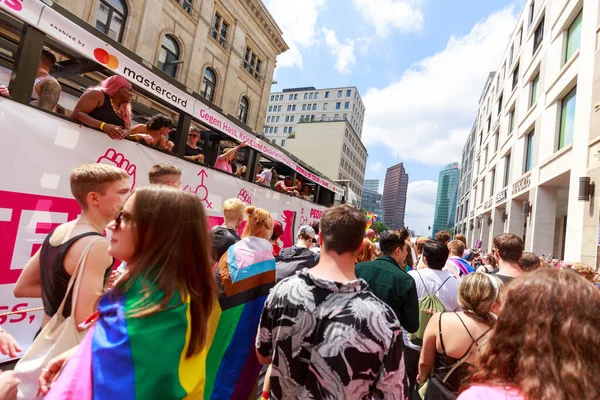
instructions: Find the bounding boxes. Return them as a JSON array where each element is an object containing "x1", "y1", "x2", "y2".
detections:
[
  {"x1": 0, "y1": 0, "x2": 344, "y2": 195},
  {"x1": 0, "y1": 98, "x2": 325, "y2": 361}
]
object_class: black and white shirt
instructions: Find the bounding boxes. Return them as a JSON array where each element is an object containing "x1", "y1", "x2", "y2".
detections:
[{"x1": 256, "y1": 269, "x2": 404, "y2": 399}]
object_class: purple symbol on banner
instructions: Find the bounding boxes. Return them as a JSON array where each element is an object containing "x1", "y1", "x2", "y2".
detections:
[{"x1": 183, "y1": 169, "x2": 212, "y2": 209}]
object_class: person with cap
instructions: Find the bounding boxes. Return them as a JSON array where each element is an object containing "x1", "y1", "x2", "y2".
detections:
[
  {"x1": 275, "y1": 225, "x2": 320, "y2": 281},
  {"x1": 270, "y1": 220, "x2": 284, "y2": 257}
]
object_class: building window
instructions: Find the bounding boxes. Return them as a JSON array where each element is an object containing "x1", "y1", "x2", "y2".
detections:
[
  {"x1": 530, "y1": 74, "x2": 539, "y2": 108},
  {"x1": 533, "y1": 15, "x2": 544, "y2": 54},
  {"x1": 302, "y1": 104, "x2": 306, "y2": 111},
  {"x1": 529, "y1": 1, "x2": 535, "y2": 26},
  {"x1": 210, "y1": 12, "x2": 229, "y2": 47},
  {"x1": 288, "y1": 94, "x2": 293, "y2": 100},
  {"x1": 480, "y1": 179, "x2": 485, "y2": 203},
  {"x1": 344, "y1": 102, "x2": 349, "y2": 109},
  {"x1": 509, "y1": 44, "x2": 514, "y2": 65},
  {"x1": 314, "y1": 92, "x2": 319, "y2": 99},
  {"x1": 487, "y1": 117, "x2": 491, "y2": 133},
  {"x1": 512, "y1": 63, "x2": 519, "y2": 90},
  {"x1": 243, "y1": 47, "x2": 262, "y2": 80},
  {"x1": 337, "y1": 90, "x2": 342, "y2": 97},
  {"x1": 268, "y1": 106, "x2": 272, "y2": 112},
  {"x1": 276, "y1": 116, "x2": 280, "y2": 122},
  {"x1": 494, "y1": 132, "x2": 499, "y2": 152},
  {"x1": 270, "y1": 95, "x2": 274, "y2": 101},
  {"x1": 282, "y1": 139, "x2": 286, "y2": 147},
  {"x1": 267, "y1": 116, "x2": 271, "y2": 123},
  {"x1": 294, "y1": 94, "x2": 298, "y2": 100},
  {"x1": 175, "y1": 0, "x2": 193, "y2": 13},
  {"x1": 565, "y1": 12, "x2": 582, "y2": 63},
  {"x1": 269, "y1": 127, "x2": 273, "y2": 133},
  {"x1": 504, "y1": 153, "x2": 511, "y2": 187},
  {"x1": 238, "y1": 96, "x2": 249, "y2": 124},
  {"x1": 158, "y1": 35, "x2": 180, "y2": 78},
  {"x1": 277, "y1": 105, "x2": 281, "y2": 112},
  {"x1": 264, "y1": 127, "x2": 268, "y2": 133},
  {"x1": 558, "y1": 87, "x2": 577, "y2": 150},
  {"x1": 309, "y1": 93, "x2": 313, "y2": 100},
  {"x1": 312, "y1": 104, "x2": 317, "y2": 111},
  {"x1": 346, "y1": 89, "x2": 351, "y2": 97},
  {"x1": 292, "y1": 105, "x2": 296, "y2": 111},
  {"x1": 283, "y1": 127, "x2": 288, "y2": 134},
  {"x1": 324, "y1": 103, "x2": 328, "y2": 110},
  {"x1": 524, "y1": 131, "x2": 534, "y2": 172},
  {"x1": 286, "y1": 105, "x2": 290, "y2": 111},
  {"x1": 336, "y1": 102, "x2": 341, "y2": 110},
  {"x1": 290, "y1": 115, "x2": 295, "y2": 122},
  {"x1": 518, "y1": 27, "x2": 523, "y2": 46},
  {"x1": 498, "y1": 94, "x2": 503, "y2": 114},
  {"x1": 200, "y1": 68, "x2": 216, "y2": 101},
  {"x1": 325, "y1": 91, "x2": 329, "y2": 98},
  {"x1": 304, "y1": 93, "x2": 308, "y2": 100},
  {"x1": 285, "y1": 115, "x2": 289, "y2": 122},
  {"x1": 490, "y1": 168, "x2": 495, "y2": 196},
  {"x1": 95, "y1": 0, "x2": 127, "y2": 42},
  {"x1": 274, "y1": 127, "x2": 278, "y2": 133},
  {"x1": 334, "y1": 114, "x2": 339, "y2": 120},
  {"x1": 508, "y1": 109, "x2": 515, "y2": 133}
]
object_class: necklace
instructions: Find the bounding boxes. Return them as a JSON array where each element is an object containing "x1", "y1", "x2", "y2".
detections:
[{"x1": 109, "y1": 98, "x2": 122, "y2": 116}]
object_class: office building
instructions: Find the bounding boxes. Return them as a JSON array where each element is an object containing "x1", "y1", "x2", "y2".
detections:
[
  {"x1": 382, "y1": 163, "x2": 409, "y2": 229},
  {"x1": 432, "y1": 162, "x2": 460, "y2": 234},
  {"x1": 455, "y1": 0, "x2": 600, "y2": 265},
  {"x1": 263, "y1": 86, "x2": 366, "y2": 145},
  {"x1": 57, "y1": 0, "x2": 287, "y2": 134},
  {"x1": 284, "y1": 120, "x2": 368, "y2": 199},
  {"x1": 363, "y1": 179, "x2": 380, "y2": 192}
]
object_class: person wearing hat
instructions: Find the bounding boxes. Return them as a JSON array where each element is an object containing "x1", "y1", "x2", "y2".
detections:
[
  {"x1": 270, "y1": 220, "x2": 284, "y2": 256},
  {"x1": 275, "y1": 225, "x2": 320, "y2": 281}
]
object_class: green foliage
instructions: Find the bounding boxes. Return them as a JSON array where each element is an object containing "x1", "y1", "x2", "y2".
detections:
[{"x1": 372, "y1": 221, "x2": 389, "y2": 233}]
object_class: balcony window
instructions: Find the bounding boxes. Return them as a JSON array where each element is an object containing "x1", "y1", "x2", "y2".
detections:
[
  {"x1": 210, "y1": 12, "x2": 229, "y2": 47},
  {"x1": 558, "y1": 87, "x2": 577, "y2": 150},
  {"x1": 243, "y1": 47, "x2": 262, "y2": 80}
]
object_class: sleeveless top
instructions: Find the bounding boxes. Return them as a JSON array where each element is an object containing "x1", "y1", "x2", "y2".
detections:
[
  {"x1": 88, "y1": 92, "x2": 125, "y2": 127},
  {"x1": 30, "y1": 75, "x2": 58, "y2": 106},
  {"x1": 429, "y1": 312, "x2": 492, "y2": 395},
  {"x1": 39, "y1": 229, "x2": 113, "y2": 319}
]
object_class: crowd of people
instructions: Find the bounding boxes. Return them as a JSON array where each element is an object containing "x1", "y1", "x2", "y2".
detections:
[{"x1": 0, "y1": 159, "x2": 598, "y2": 400}]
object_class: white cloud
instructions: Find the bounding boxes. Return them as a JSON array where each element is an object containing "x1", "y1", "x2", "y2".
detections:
[
  {"x1": 353, "y1": 0, "x2": 424, "y2": 37},
  {"x1": 369, "y1": 161, "x2": 383, "y2": 173},
  {"x1": 263, "y1": 0, "x2": 326, "y2": 69},
  {"x1": 322, "y1": 28, "x2": 356, "y2": 74},
  {"x1": 362, "y1": 6, "x2": 518, "y2": 166},
  {"x1": 404, "y1": 180, "x2": 437, "y2": 235}
]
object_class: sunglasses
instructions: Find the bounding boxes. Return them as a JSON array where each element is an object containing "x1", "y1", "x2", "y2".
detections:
[
  {"x1": 189, "y1": 134, "x2": 198, "y2": 138},
  {"x1": 115, "y1": 210, "x2": 133, "y2": 229}
]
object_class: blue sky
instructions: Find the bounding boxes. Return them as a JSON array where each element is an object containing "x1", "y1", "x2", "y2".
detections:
[{"x1": 264, "y1": 0, "x2": 524, "y2": 234}]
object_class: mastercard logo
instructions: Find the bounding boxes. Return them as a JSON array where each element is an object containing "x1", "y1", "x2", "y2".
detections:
[{"x1": 93, "y1": 48, "x2": 119, "y2": 69}]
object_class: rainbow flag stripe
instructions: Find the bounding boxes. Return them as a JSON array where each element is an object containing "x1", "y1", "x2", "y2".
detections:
[{"x1": 47, "y1": 237, "x2": 276, "y2": 400}]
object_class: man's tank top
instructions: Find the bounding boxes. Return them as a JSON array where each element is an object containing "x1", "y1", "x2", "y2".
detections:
[{"x1": 30, "y1": 75, "x2": 58, "y2": 106}]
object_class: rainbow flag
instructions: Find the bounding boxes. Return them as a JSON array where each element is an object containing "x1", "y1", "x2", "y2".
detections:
[
  {"x1": 365, "y1": 211, "x2": 374, "y2": 230},
  {"x1": 47, "y1": 237, "x2": 276, "y2": 400}
]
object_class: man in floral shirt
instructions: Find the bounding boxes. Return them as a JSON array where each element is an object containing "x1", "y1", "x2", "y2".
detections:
[{"x1": 256, "y1": 205, "x2": 405, "y2": 399}]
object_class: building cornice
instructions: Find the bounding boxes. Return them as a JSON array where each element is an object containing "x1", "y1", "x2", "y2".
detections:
[{"x1": 240, "y1": 0, "x2": 289, "y2": 55}]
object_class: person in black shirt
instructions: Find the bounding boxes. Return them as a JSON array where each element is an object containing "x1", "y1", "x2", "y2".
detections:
[
  {"x1": 185, "y1": 126, "x2": 204, "y2": 163},
  {"x1": 209, "y1": 198, "x2": 246, "y2": 262}
]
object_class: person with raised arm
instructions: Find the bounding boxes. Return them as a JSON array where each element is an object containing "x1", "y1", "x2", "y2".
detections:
[{"x1": 215, "y1": 142, "x2": 247, "y2": 173}]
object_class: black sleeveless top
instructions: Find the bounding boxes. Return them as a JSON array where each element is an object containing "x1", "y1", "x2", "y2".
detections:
[
  {"x1": 88, "y1": 92, "x2": 125, "y2": 127},
  {"x1": 39, "y1": 229, "x2": 114, "y2": 318}
]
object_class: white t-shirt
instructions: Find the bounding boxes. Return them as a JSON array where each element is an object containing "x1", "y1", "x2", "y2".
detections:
[
  {"x1": 258, "y1": 169, "x2": 272, "y2": 185},
  {"x1": 403, "y1": 268, "x2": 461, "y2": 351}
]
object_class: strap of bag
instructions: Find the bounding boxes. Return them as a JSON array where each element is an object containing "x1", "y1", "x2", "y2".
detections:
[
  {"x1": 416, "y1": 271, "x2": 431, "y2": 296},
  {"x1": 54, "y1": 237, "x2": 104, "y2": 320},
  {"x1": 433, "y1": 276, "x2": 451, "y2": 296}
]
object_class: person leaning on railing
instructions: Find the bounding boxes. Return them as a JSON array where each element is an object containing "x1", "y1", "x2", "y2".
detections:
[
  {"x1": 184, "y1": 126, "x2": 205, "y2": 163},
  {"x1": 128, "y1": 114, "x2": 175, "y2": 151}
]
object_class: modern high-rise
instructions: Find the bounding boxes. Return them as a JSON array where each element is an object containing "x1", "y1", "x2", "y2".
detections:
[
  {"x1": 361, "y1": 179, "x2": 383, "y2": 216},
  {"x1": 382, "y1": 163, "x2": 409, "y2": 229},
  {"x1": 432, "y1": 163, "x2": 460, "y2": 234},
  {"x1": 363, "y1": 179, "x2": 380, "y2": 192},
  {"x1": 263, "y1": 86, "x2": 366, "y2": 145},
  {"x1": 455, "y1": 0, "x2": 600, "y2": 266}
]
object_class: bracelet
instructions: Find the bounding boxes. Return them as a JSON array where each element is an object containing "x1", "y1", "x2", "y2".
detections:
[{"x1": 99, "y1": 122, "x2": 106, "y2": 131}]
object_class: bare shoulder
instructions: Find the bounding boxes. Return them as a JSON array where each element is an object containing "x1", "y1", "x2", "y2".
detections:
[{"x1": 63, "y1": 234, "x2": 111, "y2": 274}]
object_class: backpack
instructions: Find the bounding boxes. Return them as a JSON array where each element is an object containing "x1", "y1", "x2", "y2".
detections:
[
  {"x1": 275, "y1": 247, "x2": 318, "y2": 282},
  {"x1": 408, "y1": 272, "x2": 451, "y2": 346}
]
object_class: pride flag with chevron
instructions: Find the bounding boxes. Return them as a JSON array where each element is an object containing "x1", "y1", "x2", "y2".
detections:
[{"x1": 46, "y1": 236, "x2": 276, "y2": 400}]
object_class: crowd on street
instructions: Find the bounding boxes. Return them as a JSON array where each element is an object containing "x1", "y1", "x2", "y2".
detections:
[{"x1": 0, "y1": 160, "x2": 598, "y2": 400}]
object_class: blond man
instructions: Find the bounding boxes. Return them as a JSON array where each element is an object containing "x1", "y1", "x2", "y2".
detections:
[{"x1": 209, "y1": 198, "x2": 246, "y2": 262}]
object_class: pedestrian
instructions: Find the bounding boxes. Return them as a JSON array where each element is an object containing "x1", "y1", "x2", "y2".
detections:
[
  {"x1": 491, "y1": 233, "x2": 524, "y2": 284},
  {"x1": 445, "y1": 240, "x2": 474, "y2": 279},
  {"x1": 518, "y1": 252, "x2": 541, "y2": 272},
  {"x1": 209, "y1": 198, "x2": 245, "y2": 262},
  {"x1": 39, "y1": 186, "x2": 217, "y2": 398},
  {"x1": 269, "y1": 220, "x2": 284, "y2": 256},
  {"x1": 256, "y1": 205, "x2": 405, "y2": 399},
  {"x1": 476, "y1": 253, "x2": 497, "y2": 273},
  {"x1": 355, "y1": 238, "x2": 376, "y2": 264},
  {"x1": 356, "y1": 230, "x2": 419, "y2": 334},
  {"x1": 147, "y1": 162, "x2": 181, "y2": 187},
  {"x1": 435, "y1": 231, "x2": 451, "y2": 245},
  {"x1": 276, "y1": 225, "x2": 320, "y2": 281},
  {"x1": 418, "y1": 273, "x2": 502, "y2": 398},
  {"x1": 404, "y1": 240, "x2": 461, "y2": 396},
  {"x1": 458, "y1": 269, "x2": 600, "y2": 400}
]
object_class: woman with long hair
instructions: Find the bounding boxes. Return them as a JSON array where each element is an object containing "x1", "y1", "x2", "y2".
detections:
[
  {"x1": 458, "y1": 269, "x2": 600, "y2": 400},
  {"x1": 40, "y1": 186, "x2": 217, "y2": 398},
  {"x1": 73, "y1": 75, "x2": 133, "y2": 140},
  {"x1": 418, "y1": 273, "x2": 502, "y2": 398},
  {"x1": 355, "y1": 238, "x2": 376, "y2": 264}
]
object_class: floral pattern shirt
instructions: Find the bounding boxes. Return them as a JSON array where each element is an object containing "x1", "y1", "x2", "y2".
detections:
[{"x1": 256, "y1": 269, "x2": 404, "y2": 399}]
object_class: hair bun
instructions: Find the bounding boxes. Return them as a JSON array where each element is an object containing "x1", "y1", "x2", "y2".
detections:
[{"x1": 245, "y1": 206, "x2": 256, "y2": 216}]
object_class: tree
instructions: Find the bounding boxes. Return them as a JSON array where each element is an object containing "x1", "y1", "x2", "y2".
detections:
[{"x1": 372, "y1": 221, "x2": 389, "y2": 234}]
